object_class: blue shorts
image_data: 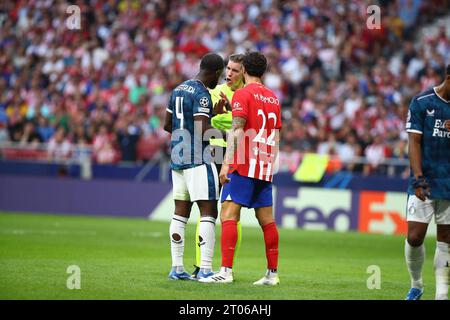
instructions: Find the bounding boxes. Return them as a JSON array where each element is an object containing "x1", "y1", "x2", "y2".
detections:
[{"x1": 220, "y1": 172, "x2": 273, "y2": 208}]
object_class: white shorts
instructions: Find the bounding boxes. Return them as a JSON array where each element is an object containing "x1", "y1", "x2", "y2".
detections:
[
  {"x1": 172, "y1": 164, "x2": 219, "y2": 202},
  {"x1": 406, "y1": 195, "x2": 450, "y2": 225}
]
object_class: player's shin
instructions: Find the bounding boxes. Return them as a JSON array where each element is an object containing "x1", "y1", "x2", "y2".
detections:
[
  {"x1": 262, "y1": 222, "x2": 279, "y2": 271},
  {"x1": 221, "y1": 220, "x2": 238, "y2": 268},
  {"x1": 234, "y1": 221, "x2": 242, "y2": 262},
  {"x1": 405, "y1": 239, "x2": 425, "y2": 289},
  {"x1": 170, "y1": 215, "x2": 188, "y2": 272},
  {"x1": 199, "y1": 216, "x2": 216, "y2": 273},
  {"x1": 195, "y1": 218, "x2": 201, "y2": 267},
  {"x1": 434, "y1": 241, "x2": 450, "y2": 300}
]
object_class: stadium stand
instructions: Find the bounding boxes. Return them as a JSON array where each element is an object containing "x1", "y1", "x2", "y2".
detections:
[{"x1": 0, "y1": 0, "x2": 449, "y2": 176}]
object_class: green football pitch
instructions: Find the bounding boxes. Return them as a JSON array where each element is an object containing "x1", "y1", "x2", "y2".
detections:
[{"x1": 0, "y1": 211, "x2": 438, "y2": 300}]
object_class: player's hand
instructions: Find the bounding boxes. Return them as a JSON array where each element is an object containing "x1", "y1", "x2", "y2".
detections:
[
  {"x1": 213, "y1": 99, "x2": 227, "y2": 115},
  {"x1": 444, "y1": 120, "x2": 450, "y2": 131},
  {"x1": 219, "y1": 164, "x2": 230, "y2": 185},
  {"x1": 220, "y1": 92, "x2": 231, "y2": 111},
  {"x1": 413, "y1": 176, "x2": 431, "y2": 201}
]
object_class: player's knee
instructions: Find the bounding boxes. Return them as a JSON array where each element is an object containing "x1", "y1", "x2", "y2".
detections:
[
  {"x1": 221, "y1": 211, "x2": 238, "y2": 221},
  {"x1": 200, "y1": 213, "x2": 218, "y2": 219},
  {"x1": 437, "y1": 232, "x2": 450, "y2": 244},
  {"x1": 197, "y1": 201, "x2": 218, "y2": 217},
  {"x1": 220, "y1": 204, "x2": 239, "y2": 221},
  {"x1": 171, "y1": 233, "x2": 182, "y2": 244},
  {"x1": 407, "y1": 234, "x2": 425, "y2": 247},
  {"x1": 174, "y1": 211, "x2": 190, "y2": 219},
  {"x1": 257, "y1": 217, "x2": 274, "y2": 227}
]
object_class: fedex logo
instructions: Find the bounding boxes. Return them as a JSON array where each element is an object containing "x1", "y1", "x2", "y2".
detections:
[
  {"x1": 358, "y1": 191, "x2": 407, "y2": 235},
  {"x1": 276, "y1": 188, "x2": 357, "y2": 231},
  {"x1": 275, "y1": 188, "x2": 408, "y2": 235}
]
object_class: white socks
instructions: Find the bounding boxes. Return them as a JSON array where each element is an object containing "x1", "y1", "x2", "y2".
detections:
[
  {"x1": 434, "y1": 241, "x2": 449, "y2": 300},
  {"x1": 170, "y1": 215, "x2": 188, "y2": 270},
  {"x1": 266, "y1": 269, "x2": 278, "y2": 277},
  {"x1": 170, "y1": 214, "x2": 216, "y2": 273},
  {"x1": 405, "y1": 239, "x2": 449, "y2": 300},
  {"x1": 199, "y1": 216, "x2": 216, "y2": 272},
  {"x1": 405, "y1": 239, "x2": 425, "y2": 289}
]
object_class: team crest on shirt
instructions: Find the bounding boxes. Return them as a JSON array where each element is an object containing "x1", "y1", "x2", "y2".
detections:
[
  {"x1": 199, "y1": 97, "x2": 209, "y2": 108},
  {"x1": 426, "y1": 109, "x2": 435, "y2": 117},
  {"x1": 408, "y1": 203, "x2": 416, "y2": 216},
  {"x1": 233, "y1": 102, "x2": 243, "y2": 111}
]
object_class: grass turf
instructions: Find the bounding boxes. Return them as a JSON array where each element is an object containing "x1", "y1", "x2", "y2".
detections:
[{"x1": 0, "y1": 211, "x2": 438, "y2": 300}]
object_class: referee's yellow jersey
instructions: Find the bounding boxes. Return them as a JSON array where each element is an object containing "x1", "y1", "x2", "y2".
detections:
[{"x1": 208, "y1": 83, "x2": 234, "y2": 147}]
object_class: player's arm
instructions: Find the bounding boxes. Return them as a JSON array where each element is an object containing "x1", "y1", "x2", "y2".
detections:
[
  {"x1": 164, "y1": 95, "x2": 173, "y2": 133},
  {"x1": 164, "y1": 110, "x2": 172, "y2": 133},
  {"x1": 194, "y1": 114, "x2": 215, "y2": 134},
  {"x1": 194, "y1": 115, "x2": 227, "y2": 149},
  {"x1": 408, "y1": 132, "x2": 423, "y2": 179},
  {"x1": 408, "y1": 132, "x2": 429, "y2": 201},
  {"x1": 406, "y1": 97, "x2": 429, "y2": 201},
  {"x1": 219, "y1": 89, "x2": 248, "y2": 184},
  {"x1": 219, "y1": 116, "x2": 246, "y2": 185}
]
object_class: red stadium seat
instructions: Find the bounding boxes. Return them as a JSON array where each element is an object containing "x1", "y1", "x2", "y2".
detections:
[
  {"x1": 136, "y1": 135, "x2": 161, "y2": 161},
  {"x1": 2, "y1": 148, "x2": 48, "y2": 161}
]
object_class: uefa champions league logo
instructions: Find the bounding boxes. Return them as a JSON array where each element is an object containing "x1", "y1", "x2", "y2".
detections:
[{"x1": 199, "y1": 97, "x2": 209, "y2": 108}]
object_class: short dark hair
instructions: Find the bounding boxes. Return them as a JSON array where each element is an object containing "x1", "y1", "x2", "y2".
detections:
[
  {"x1": 227, "y1": 53, "x2": 244, "y2": 65},
  {"x1": 447, "y1": 64, "x2": 450, "y2": 75},
  {"x1": 200, "y1": 53, "x2": 224, "y2": 73},
  {"x1": 242, "y1": 51, "x2": 267, "y2": 78}
]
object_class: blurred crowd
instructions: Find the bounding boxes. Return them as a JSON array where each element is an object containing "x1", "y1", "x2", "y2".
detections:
[{"x1": 0, "y1": 0, "x2": 449, "y2": 175}]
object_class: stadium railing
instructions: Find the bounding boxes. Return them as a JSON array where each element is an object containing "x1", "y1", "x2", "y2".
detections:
[
  {"x1": 278, "y1": 151, "x2": 409, "y2": 178},
  {"x1": 0, "y1": 142, "x2": 92, "y2": 179},
  {"x1": 0, "y1": 142, "x2": 410, "y2": 181}
]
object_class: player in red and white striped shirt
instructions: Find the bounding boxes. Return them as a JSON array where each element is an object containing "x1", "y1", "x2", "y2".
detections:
[
  {"x1": 200, "y1": 51, "x2": 282, "y2": 285},
  {"x1": 228, "y1": 78, "x2": 282, "y2": 181}
]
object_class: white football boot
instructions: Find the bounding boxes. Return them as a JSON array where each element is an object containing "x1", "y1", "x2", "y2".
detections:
[
  {"x1": 198, "y1": 267, "x2": 233, "y2": 283},
  {"x1": 253, "y1": 270, "x2": 280, "y2": 286}
]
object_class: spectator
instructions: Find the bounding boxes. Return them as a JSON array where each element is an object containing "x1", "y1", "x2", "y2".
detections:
[
  {"x1": 92, "y1": 124, "x2": 116, "y2": 163},
  {"x1": 116, "y1": 120, "x2": 141, "y2": 162},
  {"x1": 0, "y1": 0, "x2": 447, "y2": 177},
  {"x1": 364, "y1": 136, "x2": 388, "y2": 175},
  {"x1": 0, "y1": 121, "x2": 8, "y2": 143},
  {"x1": 47, "y1": 127, "x2": 72, "y2": 160},
  {"x1": 96, "y1": 141, "x2": 118, "y2": 164},
  {"x1": 19, "y1": 121, "x2": 43, "y2": 147}
]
